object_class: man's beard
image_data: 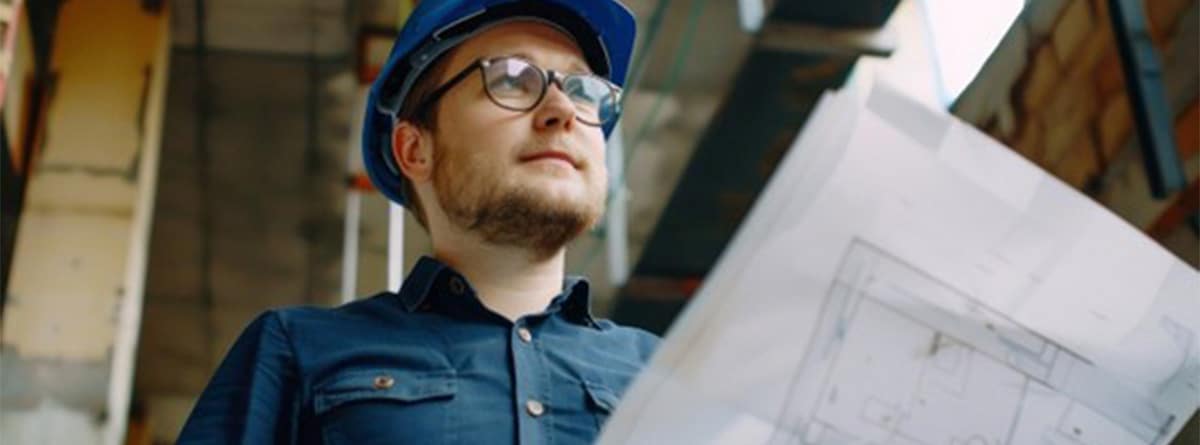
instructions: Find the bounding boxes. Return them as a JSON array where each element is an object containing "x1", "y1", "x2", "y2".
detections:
[{"x1": 432, "y1": 139, "x2": 604, "y2": 260}]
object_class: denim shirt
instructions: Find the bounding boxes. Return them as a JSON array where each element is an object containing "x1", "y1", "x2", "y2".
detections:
[{"x1": 178, "y1": 256, "x2": 659, "y2": 445}]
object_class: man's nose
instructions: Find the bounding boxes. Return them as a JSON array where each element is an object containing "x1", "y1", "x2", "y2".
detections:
[{"x1": 532, "y1": 81, "x2": 576, "y2": 132}]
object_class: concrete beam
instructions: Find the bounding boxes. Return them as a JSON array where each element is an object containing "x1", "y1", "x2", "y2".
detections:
[{"x1": 758, "y1": 21, "x2": 897, "y2": 57}]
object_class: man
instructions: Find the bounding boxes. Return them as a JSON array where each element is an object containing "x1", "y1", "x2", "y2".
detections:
[{"x1": 178, "y1": 1, "x2": 658, "y2": 444}]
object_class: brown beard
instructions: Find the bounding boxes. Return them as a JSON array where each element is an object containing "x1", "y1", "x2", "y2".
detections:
[{"x1": 431, "y1": 139, "x2": 603, "y2": 261}]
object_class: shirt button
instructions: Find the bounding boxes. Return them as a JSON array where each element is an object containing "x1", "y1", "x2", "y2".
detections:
[
  {"x1": 373, "y1": 375, "x2": 395, "y2": 390},
  {"x1": 517, "y1": 327, "x2": 533, "y2": 343},
  {"x1": 448, "y1": 276, "x2": 466, "y2": 295},
  {"x1": 525, "y1": 399, "x2": 545, "y2": 417}
]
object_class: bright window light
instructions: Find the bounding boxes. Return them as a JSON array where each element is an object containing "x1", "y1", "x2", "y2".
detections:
[{"x1": 922, "y1": 0, "x2": 1025, "y2": 105}]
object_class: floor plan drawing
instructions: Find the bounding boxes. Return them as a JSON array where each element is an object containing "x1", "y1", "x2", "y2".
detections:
[
  {"x1": 597, "y1": 86, "x2": 1199, "y2": 445},
  {"x1": 769, "y1": 240, "x2": 1180, "y2": 445}
]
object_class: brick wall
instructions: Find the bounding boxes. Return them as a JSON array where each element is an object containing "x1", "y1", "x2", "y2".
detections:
[{"x1": 954, "y1": 0, "x2": 1199, "y2": 266}]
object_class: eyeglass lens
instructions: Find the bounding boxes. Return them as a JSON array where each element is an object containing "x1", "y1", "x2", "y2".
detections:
[{"x1": 481, "y1": 57, "x2": 619, "y2": 125}]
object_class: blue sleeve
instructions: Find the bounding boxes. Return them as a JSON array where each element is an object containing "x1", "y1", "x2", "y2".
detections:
[
  {"x1": 636, "y1": 328, "x2": 661, "y2": 363},
  {"x1": 178, "y1": 310, "x2": 301, "y2": 444}
]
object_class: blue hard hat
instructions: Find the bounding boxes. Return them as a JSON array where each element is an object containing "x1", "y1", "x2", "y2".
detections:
[{"x1": 362, "y1": 0, "x2": 637, "y2": 207}]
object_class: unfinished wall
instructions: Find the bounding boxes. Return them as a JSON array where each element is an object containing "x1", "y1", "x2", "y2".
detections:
[
  {"x1": 0, "y1": 1, "x2": 170, "y2": 444},
  {"x1": 954, "y1": 0, "x2": 1199, "y2": 266},
  {"x1": 132, "y1": 50, "x2": 351, "y2": 442}
]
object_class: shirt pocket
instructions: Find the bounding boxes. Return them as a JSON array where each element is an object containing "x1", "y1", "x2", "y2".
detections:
[
  {"x1": 313, "y1": 367, "x2": 457, "y2": 445},
  {"x1": 583, "y1": 380, "x2": 620, "y2": 431}
]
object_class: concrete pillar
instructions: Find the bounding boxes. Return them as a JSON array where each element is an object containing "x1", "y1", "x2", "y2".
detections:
[{"x1": 0, "y1": 1, "x2": 170, "y2": 444}]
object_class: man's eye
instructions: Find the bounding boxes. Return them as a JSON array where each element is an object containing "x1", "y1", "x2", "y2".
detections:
[
  {"x1": 490, "y1": 70, "x2": 541, "y2": 94},
  {"x1": 489, "y1": 75, "x2": 524, "y2": 91}
]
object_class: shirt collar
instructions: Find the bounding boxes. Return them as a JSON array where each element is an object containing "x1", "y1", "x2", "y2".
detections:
[
  {"x1": 549, "y1": 275, "x2": 598, "y2": 327},
  {"x1": 395, "y1": 255, "x2": 598, "y2": 328},
  {"x1": 396, "y1": 255, "x2": 448, "y2": 313}
]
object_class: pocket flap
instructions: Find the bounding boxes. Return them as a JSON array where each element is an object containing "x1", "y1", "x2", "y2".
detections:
[
  {"x1": 583, "y1": 381, "x2": 619, "y2": 413},
  {"x1": 314, "y1": 368, "x2": 457, "y2": 415}
]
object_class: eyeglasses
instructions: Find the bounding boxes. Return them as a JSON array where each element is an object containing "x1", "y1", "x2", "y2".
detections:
[{"x1": 416, "y1": 56, "x2": 622, "y2": 126}]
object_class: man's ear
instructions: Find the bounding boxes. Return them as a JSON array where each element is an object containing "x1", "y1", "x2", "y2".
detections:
[{"x1": 391, "y1": 121, "x2": 433, "y2": 184}]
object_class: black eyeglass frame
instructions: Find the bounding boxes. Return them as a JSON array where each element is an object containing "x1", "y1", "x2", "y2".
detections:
[{"x1": 414, "y1": 56, "x2": 623, "y2": 127}]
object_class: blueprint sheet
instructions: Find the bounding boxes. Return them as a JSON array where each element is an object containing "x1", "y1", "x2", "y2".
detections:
[{"x1": 598, "y1": 83, "x2": 1200, "y2": 445}]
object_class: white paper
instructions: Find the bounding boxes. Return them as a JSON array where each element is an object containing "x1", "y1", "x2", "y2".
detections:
[{"x1": 599, "y1": 83, "x2": 1200, "y2": 445}]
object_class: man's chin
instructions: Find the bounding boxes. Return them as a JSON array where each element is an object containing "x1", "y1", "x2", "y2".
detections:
[
  {"x1": 518, "y1": 172, "x2": 590, "y2": 195},
  {"x1": 528, "y1": 193, "x2": 594, "y2": 214},
  {"x1": 440, "y1": 185, "x2": 603, "y2": 259},
  {"x1": 511, "y1": 183, "x2": 601, "y2": 214}
]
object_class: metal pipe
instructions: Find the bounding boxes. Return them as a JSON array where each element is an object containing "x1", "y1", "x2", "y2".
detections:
[
  {"x1": 340, "y1": 189, "x2": 361, "y2": 303},
  {"x1": 1107, "y1": 0, "x2": 1186, "y2": 198},
  {"x1": 341, "y1": 86, "x2": 369, "y2": 303},
  {"x1": 738, "y1": 0, "x2": 765, "y2": 32},
  {"x1": 194, "y1": 0, "x2": 215, "y2": 366},
  {"x1": 605, "y1": 124, "x2": 629, "y2": 286},
  {"x1": 387, "y1": 202, "x2": 404, "y2": 292},
  {"x1": 303, "y1": 0, "x2": 319, "y2": 303}
]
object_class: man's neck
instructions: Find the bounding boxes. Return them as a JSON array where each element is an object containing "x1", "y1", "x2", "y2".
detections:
[{"x1": 432, "y1": 240, "x2": 566, "y2": 322}]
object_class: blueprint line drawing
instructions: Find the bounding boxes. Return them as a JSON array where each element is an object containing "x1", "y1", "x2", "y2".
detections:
[
  {"x1": 768, "y1": 240, "x2": 1180, "y2": 445},
  {"x1": 596, "y1": 86, "x2": 1199, "y2": 445}
]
